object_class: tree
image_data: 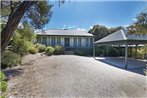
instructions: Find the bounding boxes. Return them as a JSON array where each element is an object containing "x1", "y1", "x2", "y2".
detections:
[
  {"x1": 128, "y1": 8, "x2": 147, "y2": 35},
  {"x1": 11, "y1": 23, "x2": 35, "y2": 56},
  {"x1": 88, "y1": 25, "x2": 122, "y2": 41},
  {"x1": 1, "y1": 1, "x2": 52, "y2": 54}
]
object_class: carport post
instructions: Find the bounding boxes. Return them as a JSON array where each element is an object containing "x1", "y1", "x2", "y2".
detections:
[
  {"x1": 93, "y1": 42, "x2": 95, "y2": 59},
  {"x1": 135, "y1": 44, "x2": 138, "y2": 59},
  {"x1": 125, "y1": 42, "x2": 128, "y2": 69}
]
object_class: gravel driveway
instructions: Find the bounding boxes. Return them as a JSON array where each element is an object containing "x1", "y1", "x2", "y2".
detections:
[{"x1": 7, "y1": 54, "x2": 147, "y2": 98}]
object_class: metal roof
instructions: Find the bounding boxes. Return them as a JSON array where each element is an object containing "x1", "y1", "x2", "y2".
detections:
[
  {"x1": 36, "y1": 29, "x2": 93, "y2": 37},
  {"x1": 95, "y1": 29, "x2": 147, "y2": 45}
]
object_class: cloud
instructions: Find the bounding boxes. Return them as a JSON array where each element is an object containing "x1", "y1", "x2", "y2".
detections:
[
  {"x1": 133, "y1": 18, "x2": 137, "y2": 21},
  {"x1": 122, "y1": 24, "x2": 129, "y2": 28},
  {"x1": 77, "y1": 28, "x2": 86, "y2": 31},
  {"x1": 63, "y1": 24, "x2": 66, "y2": 27},
  {"x1": 68, "y1": 26, "x2": 72, "y2": 29},
  {"x1": 89, "y1": 26, "x2": 93, "y2": 29}
]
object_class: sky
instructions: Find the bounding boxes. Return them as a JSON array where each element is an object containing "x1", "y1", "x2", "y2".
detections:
[{"x1": 43, "y1": 0, "x2": 147, "y2": 31}]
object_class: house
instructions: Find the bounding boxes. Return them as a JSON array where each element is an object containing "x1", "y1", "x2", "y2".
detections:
[{"x1": 36, "y1": 29, "x2": 94, "y2": 49}]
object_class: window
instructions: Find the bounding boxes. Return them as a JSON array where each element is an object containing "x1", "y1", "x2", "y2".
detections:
[
  {"x1": 47, "y1": 37, "x2": 50, "y2": 45},
  {"x1": 57, "y1": 37, "x2": 61, "y2": 45},
  {"x1": 86, "y1": 38, "x2": 89, "y2": 47},
  {"x1": 73, "y1": 38, "x2": 77, "y2": 47},
  {"x1": 42, "y1": 37, "x2": 47, "y2": 45},
  {"x1": 52, "y1": 37, "x2": 56, "y2": 46},
  {"x1": 37, "y1": 37, "x2": 41, "y2": 43},
  {"x1": 78, "y1": 38, "x2": 81, "y2": 47},
  {"x1": 90, "y1": 38, "x2": 93, "y2": 47}
]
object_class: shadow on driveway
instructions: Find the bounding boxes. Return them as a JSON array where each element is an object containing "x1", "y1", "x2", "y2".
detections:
[{"x1": 94, "y1": 57, "x2": 147, "y2": 76}]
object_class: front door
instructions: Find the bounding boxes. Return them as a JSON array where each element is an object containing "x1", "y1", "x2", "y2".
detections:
[{"x1": 64, "y1": 38, "x2": 70, "y2": 48}]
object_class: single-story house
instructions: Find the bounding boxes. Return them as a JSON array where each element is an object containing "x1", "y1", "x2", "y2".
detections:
[{"x1": 36, "y1": 29, "x2": 94, "y2": 49}]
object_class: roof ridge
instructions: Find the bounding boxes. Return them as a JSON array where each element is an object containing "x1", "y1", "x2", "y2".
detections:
[{"x1": 120, "y1": 29, "x2": 127, "y2": 40}]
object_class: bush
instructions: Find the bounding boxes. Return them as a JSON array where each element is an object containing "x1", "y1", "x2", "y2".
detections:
[
  {"x1": 74, "y1": 48, "x2": 92, "y2": 56},
  {"x1": 0, "y1": 71, "x2": 7, "y2": 98},
  {"x1": 54, "y1": 45, "x2": 64, "y2": 55},
  {"x1": 1, "y1": 50, "x2": 21, "y2": 68},
  {"x1": 11, "y1": 32, "x2": 33, "y2": 56},
  {"x1": 28, "y1": 47, "x2": 38, "y2": 54},
  {"x1": 108, "y1": 47, "x2": 119, "y2": 57},
  {"x1": 45, "y1": 46, "x2": 54, "y2": 56},
  {"x1": 35, "y1": 43, "x2": 46, "y2": 53}
]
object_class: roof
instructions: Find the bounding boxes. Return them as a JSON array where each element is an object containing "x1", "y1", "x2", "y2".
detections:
[
  {"x1": 36, "y1": 29, "x2": 93, "y2": 37},
  {"x1": 95, "y1": 29, "x2": 147, "y2": 45}
]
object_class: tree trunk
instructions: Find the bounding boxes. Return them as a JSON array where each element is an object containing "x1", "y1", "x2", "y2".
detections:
[{"x1": 1, "y1": 1, "x2": 35, "y2": 55}]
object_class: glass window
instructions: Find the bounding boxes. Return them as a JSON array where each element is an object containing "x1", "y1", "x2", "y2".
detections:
[
  {"x1": 42, "y1": 37, "x2": 47, "y2": 45},
  {"x1": 73, "y1": 38, "x2": 77, "y2": 47},
  {"x1": 37, "y1": 37, "x2": 41, "y2": 43},
  {"x1": 78, "y1": 38, "x2": 81, "y2": 47},
  {"x1": 57, "y1": 37, "x2": 61, "y2": 45},
  {"x1": 86, "y1": 38, "x2": 89, "y2": 47},
  {"x1": 90, "y1": 38, "x2": 93, "y2": 47},
  {"x1": 52, "y1": 37, "x2": 55, "y2": 46}
]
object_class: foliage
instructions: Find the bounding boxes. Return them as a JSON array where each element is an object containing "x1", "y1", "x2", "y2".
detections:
[
  {"x1": 1, "y1": 1, "x2": 53, "y2": 54},
  {"x1": 25, "y1": 1, "x2": 53, "y2": 29},
  {"x1": 17, "y1": 23, "x2": 36, "y2": 42},
  {"x1": 35, "y1": 43, "x2": 46, "y2": 53},
  {"x1": 28, "y1": 46, "x2": 38, "y2": 54},
  {"x1": 1, "y1": 1, "x2": 52, "y2": 29},
  {"x1": 11, "y1": 23, "x2": 35, "y2": 56},
  {"x1": 54, "y1": 45, "x2": 64, "y2": 55},
  {"x1": 128, "y1": 8, "x2": 147, "y2": 35},
  {"x1": 0, "y1": 71, "x2": 7, "y2": 98},
  {"x1": 45, "y1": 46, "x2": 55, "y2": 56},
  {"x1": 11, "y1": 37, "x2": 31, "y2": 56},
  {"x1": 1, "y1": 50, "x2": 21, "y2": 68},
  {"x1": 74, "y1": 48, "x2": 92, "y2": 56},
  {"x1": 132, "y1": 46, "x2": 147, "y2": 59},
  {"x1": 0, "y1": 72, "x2": 6, "y2": 81},
  {"x1": 88, "y1": 25, "x2": 122, "y2": 41},
  {"x1": 107, "y1": 47, "x2": 119, "y2": 57}
]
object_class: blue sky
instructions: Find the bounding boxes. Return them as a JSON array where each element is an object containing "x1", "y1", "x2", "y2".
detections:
[{"x1": 44, "y1": 0, "x2": 147, "y2": 31}]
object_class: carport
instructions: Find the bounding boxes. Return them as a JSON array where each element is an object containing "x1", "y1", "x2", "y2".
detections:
[{"x1": 93, "y1": 29, "x2": 147, "y2": 69}]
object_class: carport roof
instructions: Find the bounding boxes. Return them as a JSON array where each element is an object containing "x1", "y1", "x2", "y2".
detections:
[{"x1": 94, "y1": 29, "x2": 147, "y2": 45}]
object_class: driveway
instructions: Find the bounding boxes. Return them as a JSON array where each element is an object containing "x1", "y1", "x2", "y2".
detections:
[{"x1": 6, "y1": 54, "x2": 147, "y2": 97}]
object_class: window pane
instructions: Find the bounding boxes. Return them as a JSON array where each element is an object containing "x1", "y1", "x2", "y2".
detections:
[
  {"x1": 52, "y1": 37, "x2": 55, "y2": 46},
  {"x1": 90, "y1": 38, "x2": 93, "y2": 47},
  {"x1": 78, "y1": 38, "x2": 81, "y2": 47},
  {"x1": 57, "y1": 37, "x2": 61, "y2": 45},
  {"x1": 73, "y1": 38, "x2": 77, "y2": 47},
  {"x1": 42, "y1": 37, "x2": 47, "y2": 45},
  {"x1": 86, "y1": 38, "x2": 89, "y2": 47},
  {"x1": 37, "y1": 37, "x2": 41, "y2": 43}
]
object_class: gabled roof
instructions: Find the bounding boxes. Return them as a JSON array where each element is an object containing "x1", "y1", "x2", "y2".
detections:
[
  {"x1": 95, "y1": 29, "x2": 147, "y2": 45},
  {"x1": 37, "y1": 29, "x2": 93, "y2": 37}
]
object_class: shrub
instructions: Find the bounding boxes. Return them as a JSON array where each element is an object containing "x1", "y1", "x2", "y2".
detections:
[
  {"x1": 108, "y1": 47, "x2": 119, "y2": 57},
  {"x1": 28, "y1": 47, "x2": 38, "y2": 54},
  {"x1": 45, "y1": 46, "x2": 54, "y2": 56},
  {"x1": 1, "y1": 50, "x2": 21, "y2": 68},
  {"x1": 35, "y1": 43, "x2": 46, "y2": 53},
  {"x1": 54, "y1": 45, "x2": 64, "y2": 55},
  {"x1": 74, "y1": 48, "x2": 91, "y2": 56},
  {"x1": 0, "y1": 71, "x2": 7, "y2": 98},
  {"x1": 11, "y1": 38, "x2": 32, "y2": 56},
  {"x1": 0, "y1": 72, "x2": 6, "y2": 81}
]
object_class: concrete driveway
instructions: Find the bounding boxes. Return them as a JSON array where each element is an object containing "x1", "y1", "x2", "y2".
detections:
[
  {"x1": 7, "y1": 54, "x2": 147, "y2": 97},
  {"x1": 96, "y1": 57, "x2": 147, "y2": 75}
]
